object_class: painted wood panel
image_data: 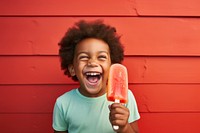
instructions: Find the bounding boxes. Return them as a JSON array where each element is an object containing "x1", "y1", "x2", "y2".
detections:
[
  {"x1": 1, "y1": 17, "x2": 200, "y2": 56},
  {"x1": 132, "y1": 84, "x2": 200, "y2": 113},
  {"x1": 1, "y1": 0, "x2": 200, "y2": 16},
  {"x1": 0, "y1": 84, "x2": 199, "y2": 113},
  {"x1": 136, "y1": 0, "x2": 200, "y2": 16},
  {"x1": 0, "y1": 113, "x2": 200, "y2": 133},
  {"x1": 125, "y1": 57, "x2": 200, "y2": 83},
  {"x1": 1, "y1": 56, "x2": 200, "y2": 84},
  {"x1": 139, "y1": 113, "x2": 200, "y2": 133},
  {"x1": 1, "y1": 0, "x2": 200, "y2": 132},
  {"x1": 0, "y1": 85, "x2": 78, "y2": 113},
  {"x1": 0, "y1": 56, "x2": 71, "y2": 84},
  {"x1": 0, "y1": 0, "x2": 137, "y2": 16},
  {"x1": 0, "y1": 114, "x2": 53, "y2": 133}
]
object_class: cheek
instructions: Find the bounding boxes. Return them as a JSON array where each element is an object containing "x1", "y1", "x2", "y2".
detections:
[
  {"x1": 74, "y1": 62, "x2": 85, "y2": 74},
  {"x1": 103, "y1": 63, "x2": 111, "y2": 75}
]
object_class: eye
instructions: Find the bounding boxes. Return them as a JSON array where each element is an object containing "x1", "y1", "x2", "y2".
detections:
[
  {"x1": 98, "y1": 55, "x2": 107, "y2": 60},
  {"x1": 79, "y1": 55, "x2": 89, "y2": 60}
]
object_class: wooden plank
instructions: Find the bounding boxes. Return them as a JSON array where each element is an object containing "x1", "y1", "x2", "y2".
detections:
[
  {"x1": 125, "y1": 57, "x2": 200, "y2": 83},
  {"x1": 0, "y1": 85, "x2": 78, "y2": 113},
  {"x1": 0, "y1": 113, "x2": 200, "y2": 133},
  {"x1": 131, "y1": 84, "x2": 200, "y2": 112},
  {"x1": 0, "y1": 113, "x2": 53, "y2": 133},
  {"x1": 0, "y1": 0, "x2": 137, "y2": 16},
  {"x1": 1, "y1": 0, "x2": 200, "y2": 16},
  {"x1": 0, "y1": 56, "x2": 74, "y2": 84},
  {"x1": 1, "y1": 17, "x2": 200, "y2": 56},
  {"x1": 139, "y1": 113, "x2": 200, "y2": 133},
  {"x1": 0, "y1": 84, "x2": 200, "y2": 113},
  {"x1": 1, "y1": 56, "x2": 200, "y2": 84},
  {"x1": 136, "y1": 0, "x2": 200, "y2": 16}
]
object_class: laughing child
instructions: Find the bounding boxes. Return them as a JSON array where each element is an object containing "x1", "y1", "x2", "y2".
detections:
[{"x1": 53, "y1": 20, "x2": 140, "y2": 133}]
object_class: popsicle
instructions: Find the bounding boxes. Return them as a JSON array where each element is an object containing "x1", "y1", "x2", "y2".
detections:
[{"x1": 107, "y1": 63, "x2": 128, "y2": 130}]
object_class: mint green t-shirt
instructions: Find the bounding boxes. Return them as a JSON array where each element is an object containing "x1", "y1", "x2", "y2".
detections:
[{"x1": 53, "y1": 89, "x2": 140, "y2": 133}]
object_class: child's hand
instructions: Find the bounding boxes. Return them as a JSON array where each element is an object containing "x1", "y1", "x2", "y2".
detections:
[{"x1": 109, "y1": 103, "x2": 130, "y2": 132}]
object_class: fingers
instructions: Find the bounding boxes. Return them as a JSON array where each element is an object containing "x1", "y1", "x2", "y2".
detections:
[{"x1": 109, "y1": 103, "x2": 129, "y2": 127}]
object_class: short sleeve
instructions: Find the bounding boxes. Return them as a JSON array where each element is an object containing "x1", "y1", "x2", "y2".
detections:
[
  {"x1": 126, "y1": 90, "x2": 140, "y2": 123},
  {"x1": 52, "y1": 100, "x2": 68, "y2": 131}
]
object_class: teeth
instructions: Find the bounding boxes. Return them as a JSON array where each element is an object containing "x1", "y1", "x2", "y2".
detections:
[{"x1": 86, "y1": 72, "x2": 101, "y2": 76}]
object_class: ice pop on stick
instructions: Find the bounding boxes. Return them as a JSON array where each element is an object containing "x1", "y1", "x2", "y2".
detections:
[
  {"x1": 107, "y1": 63, "x2": 128, "y2": 130},
  {"x1": 107, "y1": 63, "x2": 128, "y2": 103}
]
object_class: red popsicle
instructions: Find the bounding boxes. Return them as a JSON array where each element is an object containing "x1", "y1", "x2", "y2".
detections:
[
  {"x1": 107, "y1": 63, "x2": 128, "y2": 103},
  {"x1": 107, "y1": 63, "x2": 128, "y2": 130}
]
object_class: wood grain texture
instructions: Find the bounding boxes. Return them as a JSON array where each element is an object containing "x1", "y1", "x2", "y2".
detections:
[
  {"x1": 1, "y1": 0, "x2": 200, "y2": 16},
  {"x1": 1, "y1": 56, "x2": 200, "y2": 84},
  {"x1": 1, "y1": 0, "x2": 200, "y2": 132},
  {"x1": 0, "y1": 85, "x2": 78, "y2": 113},
  {"x1": 139, "y1": 113, "x2": 200, "y2": 133},
  {"x1": 131, "y1": 84, "x2": 200, "y2": 112},
  {"x1": 0, "y1": 84, "x2": 200, "y2": 113},
  {"x1": 125, "y1": 57, "x2": 200, "y2": 83},
  {"x1": 136, "y1": 0, "x2": 200, "y2": 16},
  {"x1": 1, "y1": 17, "x2": 200, "y2": 56},
  {"x1": 0, "y1": 0, "x2": 137, "y2": 16},
  {"x1": 0, "y1": 113, "x2": 200, "y2": 133},
  {"x1": 0, "y1": 114, "x2": 53, "y2": 133}
]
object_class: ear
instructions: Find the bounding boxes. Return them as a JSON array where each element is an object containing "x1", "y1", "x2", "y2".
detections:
[{"x1": 68, "y1": 64, "x2": 76, "y2": 76}]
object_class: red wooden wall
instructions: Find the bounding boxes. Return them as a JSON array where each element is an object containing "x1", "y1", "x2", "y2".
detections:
[{"x1": 1, "y1": 0, "x2": 200, "y2": 132}]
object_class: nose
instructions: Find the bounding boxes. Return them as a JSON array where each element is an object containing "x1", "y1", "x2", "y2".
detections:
[{"x1": 88, "y1": 58, "x2": 98, "y2": 67}]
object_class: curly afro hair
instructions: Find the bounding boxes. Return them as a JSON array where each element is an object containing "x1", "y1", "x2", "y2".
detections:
[{"x1": 58, "y1": 20, "x2": 124, "y2": 81}]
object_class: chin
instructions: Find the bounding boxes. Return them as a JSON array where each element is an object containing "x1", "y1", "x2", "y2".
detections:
[{"x1": 84, "y1": 85, "x2": 105, "y2": 97}]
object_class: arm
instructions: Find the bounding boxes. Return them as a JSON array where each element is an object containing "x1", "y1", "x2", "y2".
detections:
[
  {"x1": 109, "y1": 103, "x2": 139, "y2": 133},
  {"x1": 53, "y1": 101, "x2": 68, "y2": 133}
]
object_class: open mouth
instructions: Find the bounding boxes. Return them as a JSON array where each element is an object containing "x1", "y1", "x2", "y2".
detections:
[{"x1": 85, "y1": 72, "x2": 102, "y2": 84}]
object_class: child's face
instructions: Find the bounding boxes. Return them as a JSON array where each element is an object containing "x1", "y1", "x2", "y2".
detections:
[{"x1": 69, "y1": 38, "x2": 111, "y2": 97}]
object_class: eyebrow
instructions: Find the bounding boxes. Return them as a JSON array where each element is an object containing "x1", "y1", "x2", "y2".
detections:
[
  {"x1": 77, "y1": 51, "x2": 109, "y2": 55},
  {"x1": 98, "y1": 51, "x2": 109, "y2": 54}
]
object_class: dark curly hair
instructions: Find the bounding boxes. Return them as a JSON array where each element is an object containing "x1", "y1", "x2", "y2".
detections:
[{"x1": 58, "y1": 20, "x2": 124, "y2": 81}]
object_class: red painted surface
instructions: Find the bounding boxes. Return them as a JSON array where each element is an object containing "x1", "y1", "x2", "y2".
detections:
[
  {"x1": 0, "y1": 0, "x2": 200, "y2": 133},
  {"x1": 0, "y1": 0, "x2": 138, "y2": 16},
  {"x1": 1, "y1": 56, "x2": 200, "y2": 84},
  {"x1": 1, "y1": 17, "x2": 200, "y2": 56},
  {"x1": 139, "y1": 113, "x2": 200, "y2": 133},
  {"x1": 0, "y1": 84, "x2": 199, "y2": 113},
  {"x1": 136, "y1": 0, "x2": 200, "y2": 16}
]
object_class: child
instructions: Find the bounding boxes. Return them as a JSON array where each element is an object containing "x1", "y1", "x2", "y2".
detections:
[{"x1": 53, "y1": 20, "x2": 140, "y2": 133}]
